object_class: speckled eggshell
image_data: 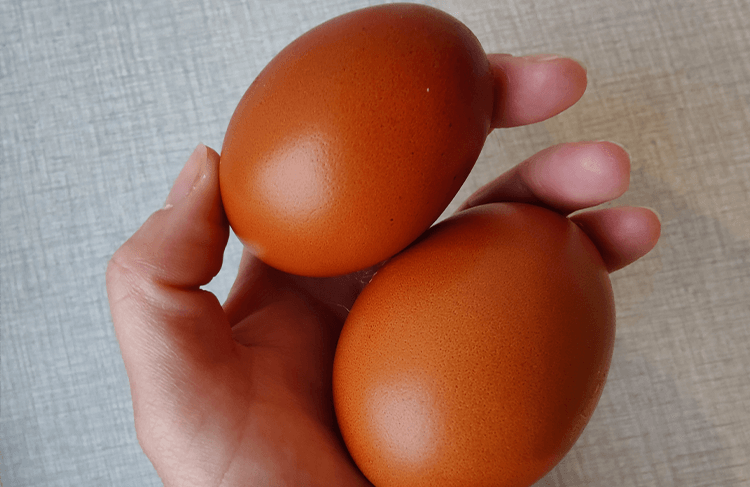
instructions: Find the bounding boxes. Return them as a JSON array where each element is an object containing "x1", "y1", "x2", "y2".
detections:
[
  {"x1": 220, "y1": 4, "x2": 493, "y2": 277},
  {"x1": 333, "y1": 203, "x2": 616, "y2": 487}
]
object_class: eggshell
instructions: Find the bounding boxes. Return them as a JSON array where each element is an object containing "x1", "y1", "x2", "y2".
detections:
[
  {"x1": 333, "y1": 203, "x2": 616, "y2": 487},
  {"x1": 220, "y1": 4, "x2": 493, "y2": 276}
]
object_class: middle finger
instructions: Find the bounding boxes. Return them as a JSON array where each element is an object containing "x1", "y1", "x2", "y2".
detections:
[{"x1": 457, "y1": 141, "x2": 631, "y2": 215}]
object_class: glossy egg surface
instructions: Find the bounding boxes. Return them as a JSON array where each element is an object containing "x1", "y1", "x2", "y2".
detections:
[
  {"x1": 333, "y1": 203, "x2": 616, "y2": 487},
  {"x1": 220, "y1": 4, "x2": 493, "y2": 276}
]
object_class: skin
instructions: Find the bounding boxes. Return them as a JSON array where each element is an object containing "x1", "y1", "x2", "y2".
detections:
[{"x1": 106, "y1": 53, "x2": 661, "y2": 487}]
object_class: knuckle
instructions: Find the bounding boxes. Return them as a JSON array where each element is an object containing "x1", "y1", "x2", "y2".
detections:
[
  {"x1": 106, "y1": 245, "x2": 138, "y2": 292},
  {"x1": 105, "y1": 242, "x2": 159, "y2": 308}
]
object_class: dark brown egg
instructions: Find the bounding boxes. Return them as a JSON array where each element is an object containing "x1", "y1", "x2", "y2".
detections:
[
  {"x1": 333, "y1": 203, "x2": 616, "y2": 487},
  {"x1": 220, "y1": 4, "x2": 493, "y2": 276}
]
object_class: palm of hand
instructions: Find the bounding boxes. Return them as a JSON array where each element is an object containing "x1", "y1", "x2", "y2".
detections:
[
  {"x1": 216, "y1": 266, "x2": 375, "y2": 486},
  {"x1": 107, "y1": 54, "x2": 660, "y2": 487},
  {"x1": 132, "y1": 260, "x2": 375, "y2": 486}
]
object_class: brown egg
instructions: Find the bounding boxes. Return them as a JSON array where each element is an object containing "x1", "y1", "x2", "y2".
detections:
[
  {"x1": 220, "y1": 4, "x2": 493, "y2": 276},
  {"x1": 333, "y1": 203, "x2": 616, "y2": 487}
]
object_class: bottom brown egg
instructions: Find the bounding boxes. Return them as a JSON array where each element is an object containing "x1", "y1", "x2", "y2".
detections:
[{"x1": 332, "y1": 203, "x2": 616, "y2": 487}]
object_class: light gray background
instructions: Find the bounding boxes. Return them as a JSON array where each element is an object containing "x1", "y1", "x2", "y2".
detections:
[{"x1": 2, "y1": 0, "x2": 749, "y2": 485}]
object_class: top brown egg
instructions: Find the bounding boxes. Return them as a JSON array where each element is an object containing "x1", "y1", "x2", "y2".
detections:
[{"x1": 220, "y1": 3, "x2": 494, "y2": 276}]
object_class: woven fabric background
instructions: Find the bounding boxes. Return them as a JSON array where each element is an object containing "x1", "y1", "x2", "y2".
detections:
[{"x1": 1, "y1": 0, "x2": 748, "y2": 485}]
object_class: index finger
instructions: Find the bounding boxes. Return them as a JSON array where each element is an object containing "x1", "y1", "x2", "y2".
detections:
[{"x1": 489, "y1": 53, "x2": 588, "y2": 128}]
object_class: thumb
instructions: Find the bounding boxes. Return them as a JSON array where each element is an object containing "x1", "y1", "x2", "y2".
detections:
[{"x1": 106, "y1": 144, "x2": 234, "y2": 392}]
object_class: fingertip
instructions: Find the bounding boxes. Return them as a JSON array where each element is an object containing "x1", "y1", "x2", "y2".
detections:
[
  {"x1": 633, "y1": 206, "x2": 662, "y2": 252},
  {"x1": 206, "y1": 144, "x2": 220, "y2": 157},
  {"x1": 165, "y1": 143, "x2": 208, "y2": 207},
  {"x1": 489, "y1": 54, "x2": 588, "y2": 128},
  {"x1": 594, "y1": 141, "x2": 632, "y2": 195},
  {"x1": 112, "y1": 144, "x2": 229, "y2": 291},
  {"x1": 164, "y1": 144, "x2": 221, "y2": 207},
  {"x1": 523, "y1": 142, "x2": 631, "y2": 213},
  {"x1": 184, "y1": 143, "x2": 226, "y2": 222},
  {"x1": 615, "y1": 206, "x2": 661, "y2": 245},
  {"x1": 609, "y1": 206, "x2": 662, "y2": 272},
  {"x1": 641, "y1": 205, "x2": 662, "y2": 226},
  {"x1": 205, "y1": 144, "x2": 221, "y2": 169},
  {"x1": 571, "y1": 206, "x2": 662, "y2": 273}
]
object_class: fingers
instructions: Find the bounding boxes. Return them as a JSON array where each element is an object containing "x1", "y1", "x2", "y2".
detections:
[
  {"x1": 489, "y1": 53, "x2": 588, "y2": 128},
  {"x1": 457, "y1": 141, "x2": 660, "y2": 273},
  {"x1": 106, "y1": 144, "x2": 234, "y2": 377},
  {"x1": 571, "y1": 207, "x2": 661, "y2": 273},
  {"x1": 481, "y1": 54, "x2": 660, "y2": 271},
  {"x1": 459, "y1": 141, "x2": 631, "y2": 215}
]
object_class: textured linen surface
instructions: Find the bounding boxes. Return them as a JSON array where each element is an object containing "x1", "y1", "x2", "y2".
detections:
[{"x1": 1, "y1": 0, "x2": 748, "y2": 485}]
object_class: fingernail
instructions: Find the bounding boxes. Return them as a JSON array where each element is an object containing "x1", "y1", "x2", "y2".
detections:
[
  {"x1": 524, "y1": 53, "x2": 588, "y2": 72},
  {"x1": 524, "y1": 53, "x2": 562, "y2": 62},
  {"x1": 597, "y1": 140, "x2": 630, "y2": 156},
  {"x1": 164, "y1": 144, "x2": 207, "y2": 208}
]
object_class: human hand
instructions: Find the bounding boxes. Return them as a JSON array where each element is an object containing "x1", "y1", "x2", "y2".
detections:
[{"x1": 106, "y1": 53, "x2": 660, "y2": 487}]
